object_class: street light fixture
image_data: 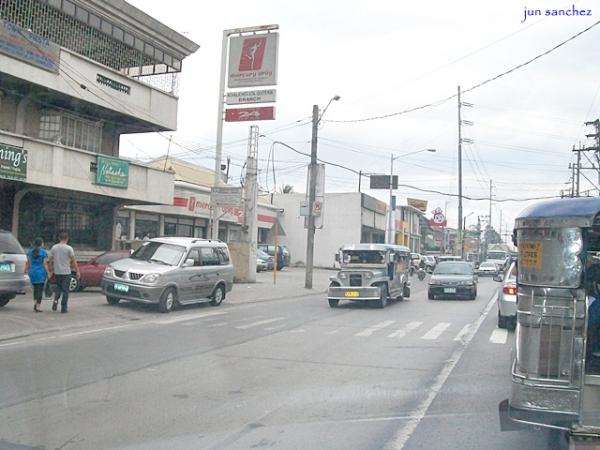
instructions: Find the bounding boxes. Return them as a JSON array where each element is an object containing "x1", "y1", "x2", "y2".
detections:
[
  {"x1": 305, "y1": 95, "x2": 341, "y2": 289},
  {"x1": 386, "y1": 148, "x2": 437, "y2": 244}
]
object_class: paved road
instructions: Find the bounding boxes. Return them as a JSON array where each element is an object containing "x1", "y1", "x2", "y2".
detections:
[{"x1": 0, "y1": 276, "x2": 550, "y2": 449}]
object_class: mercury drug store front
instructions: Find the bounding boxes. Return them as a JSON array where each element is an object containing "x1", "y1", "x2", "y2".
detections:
[{"x1": 116, "y1": 181, "x2": 278, "y2": 245}]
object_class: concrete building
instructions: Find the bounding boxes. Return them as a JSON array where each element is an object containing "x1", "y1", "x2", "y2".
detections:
[
  {"x1": 272, "y1": 192, "x2": 387, "y2": 268},
  {"x1": 115, "y1": 157, "x2": 279, "y2": 247},
  {"x1": 0, "y1": 0, "x2": 198, "y2": 251},
  {"x1": 394, "y1": 205, "x2": 424, "y2": 253}
]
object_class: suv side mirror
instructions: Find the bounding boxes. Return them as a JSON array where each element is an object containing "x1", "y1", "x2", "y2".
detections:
[
  {"x1": 183, "y1": 259, "x2": 195, "y2": 268},
  {"x1": 335, "y1": 253, "x2": 340, "y2": 262}
]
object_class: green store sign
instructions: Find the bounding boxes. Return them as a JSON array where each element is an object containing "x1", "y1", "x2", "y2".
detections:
[
  {"x1": 0, "y1": 144, "x2": 27, "y2": 181},
  {"x1": 96, "y1": 155, "x2": 129, "y2": 189}
]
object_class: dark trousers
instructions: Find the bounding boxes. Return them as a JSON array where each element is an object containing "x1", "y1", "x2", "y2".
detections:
[
  {"x1": 32, "y1": 283, "x2": 44, "y2": 303},
  {"x1": 54, "y1": 274, "x2": 70, "y2": 310}
]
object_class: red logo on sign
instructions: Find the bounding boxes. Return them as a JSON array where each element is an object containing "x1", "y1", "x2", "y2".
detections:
[
  {"x1": 225, "y1": 107, "x2": 275, "y2": 122},
  {"x1": 239, "y1": 37, "x2": 267, "y2": 71}
]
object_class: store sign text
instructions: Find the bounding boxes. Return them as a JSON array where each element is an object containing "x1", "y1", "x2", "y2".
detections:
[
  {"x1": 0, "y1": 144, "x2": 27, "y2": 181},
  {"x1": 96, "y1": 155, "x2": 129, "y2": 189}
]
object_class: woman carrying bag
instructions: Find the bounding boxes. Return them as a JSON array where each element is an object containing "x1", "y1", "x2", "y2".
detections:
[{"x1": 25, "y1": 237, "x2": 49, "y2": 312}]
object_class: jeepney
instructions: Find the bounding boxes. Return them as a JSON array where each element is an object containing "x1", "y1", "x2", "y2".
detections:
[
  {"x1": 499, "y1": 197, "x2": 600, "y2": 447},
  {"x1": 327, "y1": 243, "x2": 411, "y2": 308}
]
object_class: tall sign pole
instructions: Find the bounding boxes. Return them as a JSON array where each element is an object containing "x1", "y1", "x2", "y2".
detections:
[
  {"x1": 457, "y1": 85, "x2": 463, "y2": 258},
  {"x1": 212, "y1": 25, "x2": 279, "y2": 240}
]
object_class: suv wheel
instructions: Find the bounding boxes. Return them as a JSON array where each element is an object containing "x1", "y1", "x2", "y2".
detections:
[
  {"x1": 210, "y1": 285, "x2": 225, "y2": 306},
  {"x1": 376, "y1": 285, "x2": 388, "y2": 309},
  {"x1": 69, "y1": 276, "x2": 80, "y2": 292},
  {"x1": 428, "y1": 290, "x2": 435, "y2": 300},
  {"x1": 106, "y1": 296, "x2": 120, "y2": 305},
  {"x1": 498, "y1": 311, "x2": 507, "y2": 329},
  {"x1": 328, "y1": 298, "x2": 339, "y2": 308},
  {"x1": 0, "y1": 295, "x2": 13, "y2": 307},
  {"x1": 159, "y1": 287, "x2": 177, "y2": 313}
]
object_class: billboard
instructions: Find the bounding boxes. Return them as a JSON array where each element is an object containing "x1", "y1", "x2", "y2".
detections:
[
  {"x1": 211, "y1": 187, "x2": 243, "y2": 208},
  {"x1": 369, "y1": 174, "x2": 397, "y2": 189},
  {"x1": 225, "y1": 107, "x2": 275, "y2": 122},
  {"x1": 407, "y1": 198, "x2": 428, "y2": 212},
  {"x1": 228, "y1": 33, "x2": 279, "y2": 88},
  {"x1": 429, "y1": 207, "x2": 447, "y2": 228},
  {"x1": 0, "y1": 19, "x2": 60, "y2": 73},
  {"x1": 0, "y1": 144, "x2": 27, "y2": 181}
]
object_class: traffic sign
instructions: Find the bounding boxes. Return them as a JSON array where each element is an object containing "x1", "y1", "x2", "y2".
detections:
[{"x1": 225, "y1": 107, "x2": 275, "y2": 122}]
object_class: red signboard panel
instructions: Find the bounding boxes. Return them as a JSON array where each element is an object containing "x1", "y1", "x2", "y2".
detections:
[
  {"x1": 238, "y1": 37, "x2": 267, "y2": 71},
  {"x1": 225, "y1": 107, "x2": 275, "y2": 122}
]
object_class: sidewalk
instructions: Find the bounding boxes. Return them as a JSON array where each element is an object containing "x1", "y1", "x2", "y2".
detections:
[{"x1": 0, "y1": 268, "x2": 334, "y2": 342}]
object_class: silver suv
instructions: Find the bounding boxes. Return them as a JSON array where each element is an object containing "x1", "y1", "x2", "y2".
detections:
[
  {"x1": 0, "y1": 230, "x2": 28, "y2": 307},
  {"x1": 101, "y1": 238, "x2": 234, "y2": 313}
]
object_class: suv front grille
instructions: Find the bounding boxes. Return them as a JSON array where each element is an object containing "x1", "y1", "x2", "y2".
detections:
[
  {"x1": 114, "y1": 269, "x2": 125, "y2": 278},
  {"x1": 349, "y1": 274, "x2": 362, "y2": 286},
  {"x1": 128, "y1": 272, "x2": 143, "y2": 280}
]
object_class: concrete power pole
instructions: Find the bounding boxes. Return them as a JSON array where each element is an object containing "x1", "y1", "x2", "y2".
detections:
[
  {"x1": 489, "y1": 179, "x2": 493, "y2": 229},
  {"x1": 457, "y1": 85, "x2": 463, "y2": 257},
  {"x1": 305, "y1": 105, "x2": 319, "y2": 289}
]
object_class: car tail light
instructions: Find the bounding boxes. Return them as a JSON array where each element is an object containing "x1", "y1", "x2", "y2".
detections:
[{"x1": 503, "y1": 285, "x2": 517, "y2": 296}]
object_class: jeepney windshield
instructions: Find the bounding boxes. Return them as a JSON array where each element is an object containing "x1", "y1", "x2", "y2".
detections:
[{"x1": 342, "y1": 250, "x2": 386, "y2": 266}]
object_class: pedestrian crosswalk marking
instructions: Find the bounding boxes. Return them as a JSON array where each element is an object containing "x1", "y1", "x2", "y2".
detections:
[
  {"x1": 264, "y1": 324, "x2": 287, "y2": 331},
  {"x1": 387, "y1": 321, "x2": 423, "y2": 338},
  {"x1": 355, "y1": 320, "x2": 395, "y2": 337},
  {"x1": 290, "y1": 328, "x2": 306, "y2": 333},
  {"x1": 421, "y1": 322, "x2": 451, "y2": 340},
  {"x1": 489, "y1": 328, "x2": 508, "y2": 344},
  {"x1": 235, "y1": 317, "x2": 286, "y2": 330},
  {"x1": 208, "y1": 322, "x2": 229, "y2": 328},
  {"x1": 453, "y1": 324, "x2": 472, "y2": 342}
]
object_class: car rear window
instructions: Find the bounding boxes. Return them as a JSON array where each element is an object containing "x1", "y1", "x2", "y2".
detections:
[{"x1": 0, "y1": 232, "x2": 24, "y2": 254}]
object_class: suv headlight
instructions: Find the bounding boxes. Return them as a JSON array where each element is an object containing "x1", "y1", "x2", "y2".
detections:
[
  {"x1": 104, "y1": 266, "x2": 114, "y2": 277},
  {"x1": 140, "y1": 273, "x2": 160, "y2": 283}
]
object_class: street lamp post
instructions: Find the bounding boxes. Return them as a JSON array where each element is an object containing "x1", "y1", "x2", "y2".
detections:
[
  {"x1": 386, "y1": 149, "x2": 436, "y2": 245},
  {"x1": 305, "y1": 95, "x2": 340, "y2": 289}
]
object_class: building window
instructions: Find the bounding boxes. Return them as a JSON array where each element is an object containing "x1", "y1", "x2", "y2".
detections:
[{"x1": 39, "y1": 111, "x2": 102, "y2": 153}]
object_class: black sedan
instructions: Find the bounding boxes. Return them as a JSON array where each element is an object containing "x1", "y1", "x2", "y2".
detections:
[{"x1": 428, "y1": 261, "x2": 477, "y2": 300}]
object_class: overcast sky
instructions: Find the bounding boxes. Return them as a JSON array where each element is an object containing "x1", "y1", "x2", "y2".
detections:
[{"x1": 123, "y1": 0, "x2": 600, "y2": 237}]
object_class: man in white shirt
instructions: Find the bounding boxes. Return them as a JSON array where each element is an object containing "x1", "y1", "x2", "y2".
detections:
[{"x1": 48, "y1": 231, "x2": 80, "y2": 313}]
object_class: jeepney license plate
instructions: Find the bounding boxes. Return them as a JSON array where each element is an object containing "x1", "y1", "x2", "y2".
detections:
[
  {"x1": 0, "y1": 262, "x2": 13, "y2": 272},
  {"x1": 345, "y1": 291, "x2": 359, "y2": 298},
  {"x1": 444, "y1": 287, "x2": 456, "y2": 293},
  {"x1": 114, "y1": 283, "x2": 129, "y2": 293}
]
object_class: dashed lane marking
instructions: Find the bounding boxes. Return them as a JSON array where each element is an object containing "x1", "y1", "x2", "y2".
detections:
[
  {"x1": 235, "y1": 317, "x2": 286, "y2": 330},
  {"x1": 453, "y1": 324, "x2": 472, "y2": 342},
  {"x1": 489, "y1": 328, "x2": 508, "y2": 344},
  {"x1": 355, "y1": 320, "x2": 396, "y2": 337},
  {"x1": 421, "y1": 322, "x2": 451, "y2": 340},
  {"x1": 153, "y1": 311, "x2": 228, "y2": 325},
  {"x1": 387, "y1": 321, "x2": 423, "y2": 339}
]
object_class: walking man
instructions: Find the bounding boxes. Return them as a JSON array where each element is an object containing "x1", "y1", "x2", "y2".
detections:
[{"x1": 48, "y1": 232, "x2": 80, "y2": 313}]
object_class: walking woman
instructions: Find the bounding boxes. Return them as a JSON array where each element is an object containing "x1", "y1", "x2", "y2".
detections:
[{"x1": 25, "y1": 237, "x2": 49, "y2": 312}]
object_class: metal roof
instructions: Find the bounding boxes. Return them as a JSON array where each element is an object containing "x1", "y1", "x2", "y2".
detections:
[{"x1": 515, "y1": 197, "x2": 600, "y2": 228}]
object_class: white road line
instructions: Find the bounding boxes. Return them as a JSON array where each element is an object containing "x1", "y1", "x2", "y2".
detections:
[
  {"x1": 355, "y1": 320, "x2": 395, "y2": 337},
  {"x1": 387, "y1": 321, "x2": 423, "y2": 339},
  {"x1": 264, "y1": 324, "x2": 287, "y2": 331},
  {"x1": 0, "y1": 340, "x2": 26, "y2": 348},
  {"x1": 235, "y1": 317, "x2": 286, "y2": 330},
  {"x1": 60, "y1": 324, "x2": 131, "y2": 338},
  {"x1": 453, "y1": 324, "x2": 472, "y2": 342},
  {"x1": 290, "y1": 328, "x2": 306, "y2": 333},
  {"x1": 421, "y1": 322, "x2": 451, "y2": 340},
  {"x1": 327, "y1": 329, "x2": 341, "y2": 335},
  {"x1": 154, "y1": 311, "x2": 228, "y2": 325},
  {"x1": 385, "y1": 294, "x2": 497, "y2": 450},
  {"x1": 489, "y1": 328, "x2": 508, "y2": 344},
  {"x1": 207, "y1": 322, "x2": 229, "y2": 328}
]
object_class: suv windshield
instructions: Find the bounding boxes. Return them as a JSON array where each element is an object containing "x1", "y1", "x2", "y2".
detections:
[
  {"x1": 434, "y1": 262, "x2": 472, "y2": 275},
  {"x1": 0, "y1": 232, "x2": 24, "y2": 254},
  {"x1": 131, "y1": 242, "x2": 185, "y2": 266},
  {"x1": 342, "y1": 250, "x2": 386, "y2": 265}
]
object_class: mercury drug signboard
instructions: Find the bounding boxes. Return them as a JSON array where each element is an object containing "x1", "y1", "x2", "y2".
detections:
[
  {"x1": 96, "y1": 155, "x2": 129, "y2": 189},
  {"x1": 228, "y1": 33, "x2": 279, "y2": 88},
  {"x1": 225, "y1": 107, "x2": 275, "y2": 122},
  {"x1": 0, "y1": 144, "x2": 27, "y2": 181},
  {"x1": 226, "y1": 89, "x2": 276, "y2": 105}
]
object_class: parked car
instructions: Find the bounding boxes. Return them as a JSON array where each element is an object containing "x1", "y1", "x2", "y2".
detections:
[
  {"x1": 0, "y1": 230, "x2": 28, "y2": 307},
  {"x1": 257, "y1": 244, "x2": 290, "y2": 270},
  {"x1": 477, "y1": 261, "x2": 499, "y2": 276},
  {"x1": 101, "y1": 237, "x2": 234, "y2": 313},
  {"x1": 256, "y1": 249, "x2": 274, "y2": 271},
  {"x1": 422, "y1": 255, "x2": 437, "y2": 273},
  {"x1": 428, "y1": 261, "x2": 477, "y2": 300},
  {"x1": 256, "y1": 257, "x2": 268, "y2": 272},
  {"x1": 70, "y1": 250, "x2": 131, "y2": 291},
  {"x1": 495, "y1": 261, "x2": 517, "y2": 329}
]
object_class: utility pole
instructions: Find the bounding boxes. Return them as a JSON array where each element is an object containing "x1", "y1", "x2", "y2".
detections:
[
  {"x1": 358, "y1": 170, "x2": 362, "y2": 193},
  {"x1": 387, "y1": 153, "x2": 395, "y2": 244},
  {"x1": 489, "y1": 180, "x2": 493, "y2": 229},
  {"x1": 499, "y1": 209, "x2": 502, "y2": 240},
  {"x1": 457, "y1": 85, "x2": 463, "y2": 257},
  {"x1": 305, "y1": 104, "x2": 319, "y2": 289},
  {"x1": 576, "y1": 148, "x2": 582, "y2": 197}
]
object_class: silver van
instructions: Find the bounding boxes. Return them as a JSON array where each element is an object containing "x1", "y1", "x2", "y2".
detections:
[
  {"x1": 101, "y1": 237, "x2": 234, "y2": 312},
  {"x1": 0, "y1": 230, "x2": 28, "y2": 307}
]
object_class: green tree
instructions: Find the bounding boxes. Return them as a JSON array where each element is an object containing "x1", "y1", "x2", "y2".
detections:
[{"x1": 279, "y1": 184, "x2": 294, "y2": 194}]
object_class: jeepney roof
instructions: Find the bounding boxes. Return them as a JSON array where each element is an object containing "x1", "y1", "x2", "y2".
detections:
[
  {"x1": 515, "y1": 197, "x2": 600, "y2": 229},
  {"x1": 340, "y1": 243, "x2": 411, "y2": 253}
]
